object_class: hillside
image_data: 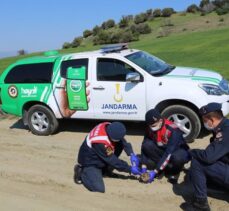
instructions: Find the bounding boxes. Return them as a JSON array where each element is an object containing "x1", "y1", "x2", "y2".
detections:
[{"x1": 0, "y1": 12, "x2": 229, "y2": 79}]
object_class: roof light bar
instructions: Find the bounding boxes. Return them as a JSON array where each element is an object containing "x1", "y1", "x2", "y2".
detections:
[{"x1": 101, "y1": 43, "x2": 128, "y2": 53}]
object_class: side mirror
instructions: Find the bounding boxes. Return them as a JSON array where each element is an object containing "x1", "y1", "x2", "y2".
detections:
[
  {"x1": 66, "y1": 66, "x2": 86, "y2": 80},
  {"x1": 126, "y1": 72, "x2": 141, "y2": 82}
]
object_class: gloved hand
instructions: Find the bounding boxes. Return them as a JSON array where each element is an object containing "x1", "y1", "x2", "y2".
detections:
[
  {"x1": 141, "y1": 166, "x2": 147, "y2": 174},
  {"x1": 139, "y1": 170, "x2": 156, "y2": 183},
  {"x1": 130, "y1": 153, "x2": 140, "y2": 167},
  {"x1": 148, "y1": 170, "x2": 156, "y2": 183},
  {"x1": 131, "y1": 166, "x2": 142, "y2": 176}
]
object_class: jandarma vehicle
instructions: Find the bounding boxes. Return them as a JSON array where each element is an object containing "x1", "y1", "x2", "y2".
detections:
[{"x1": 0, "y1": 44, "x2": 228, "y2": 141}]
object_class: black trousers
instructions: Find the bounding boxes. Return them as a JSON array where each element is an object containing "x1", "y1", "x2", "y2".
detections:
[
  {"x1": 141, "y1": 138, "x2": 189, "y2": 174},
  {"x1": 80, "y1": 142, "x2": 124, "y2": 193},
  {"x1": 190, "y1": 158, "x2": 229, "y2": 198}
]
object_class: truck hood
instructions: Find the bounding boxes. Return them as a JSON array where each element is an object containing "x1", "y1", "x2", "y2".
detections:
[{"x1": 165, "y1": 66, "x2": 222, "y2": 85}]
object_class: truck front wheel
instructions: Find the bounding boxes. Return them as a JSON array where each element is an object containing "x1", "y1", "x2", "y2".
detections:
[
  {"x1": 161, "y1": 105, "x2": 201, "y2": 143},
  {"x1": 27, "y1": 105, "x2": 59, "y2": 136}
]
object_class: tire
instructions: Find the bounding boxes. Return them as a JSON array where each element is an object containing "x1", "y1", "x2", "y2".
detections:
[
  {"x1": 161, "y1": 105, "x2": 201, "y2": 143},
  {"x1": 27, "y1": 104, "x2": 59, "y2": 136}
]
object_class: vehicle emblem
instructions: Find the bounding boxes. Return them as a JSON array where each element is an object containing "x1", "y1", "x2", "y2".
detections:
[
  {"x1": 113, "y1": 83, "x2": 123, "y2": 102},
  {"x1": 8, "y1": 85, "x2": 18, "y2": 98}
]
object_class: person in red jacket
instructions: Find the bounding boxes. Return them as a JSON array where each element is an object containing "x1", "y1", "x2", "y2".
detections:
[
  {"x1": 140, "y1": 109, "x2": 190, "y2": 183},
  {"x1": 74, "y1": 121, "x2": 141, "y2": 192}
]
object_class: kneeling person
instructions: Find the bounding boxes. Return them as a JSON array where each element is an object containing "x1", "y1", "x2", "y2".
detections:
[{"x1": 74, "y1": 122, "x2": 141, "y2": 193}]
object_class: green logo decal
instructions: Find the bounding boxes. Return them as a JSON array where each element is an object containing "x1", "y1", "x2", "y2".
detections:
[{"x1": 70, "y1": 80, "x2": 82, "y2": 92}]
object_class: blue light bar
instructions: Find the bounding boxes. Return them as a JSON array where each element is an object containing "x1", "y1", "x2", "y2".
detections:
[{"x1": 101, "y1": 43, "x2": 128, "y2": 53}]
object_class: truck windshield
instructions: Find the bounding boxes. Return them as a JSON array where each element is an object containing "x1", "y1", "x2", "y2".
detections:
[{"x1": 125, "y1": 51, "x2": 174, "y2": 75}]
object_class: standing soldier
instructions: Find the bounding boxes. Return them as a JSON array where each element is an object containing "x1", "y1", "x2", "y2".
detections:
[
  {"x1": 189, "y1": 103, "x2": 229, "y2": 211},
  {"x1": 74, "y1": 121, "x2": 141, "y2": 193}
]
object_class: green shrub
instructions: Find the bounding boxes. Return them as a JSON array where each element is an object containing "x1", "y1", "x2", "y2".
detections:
[
  {"x1": 161, "y1": 8, "x2": 175, "y2": 17},
  {"x1": 153, "y1": 9, "x2": 162, "y2": 17},
  {"x1": 101, "y1": 19, "x2": 115, "y2": 29},
  {"x1": 83, "y1": 30, "x2": 93, "y2": 38},
  {"x1": 200, "y1": 0, "x2": 210, "y2": 8},
  {"x1": 62, "y1": 42, "x2": 72, "y2": 49},
  {"x1": 71, "y1": 37, "x2": 83, "y2": 48},
  {"x1": 186, "y1": 4, "x2": 200, "y2": 13},
  {"x1": 119, "y1": 16, "x2": 129, "y2": 28},
  {"x1": 161, "y1": 19, "x2": 174, "y2": 27},
  {"x1": 134, "y1": 13, "x2": 147, "y2": 24},
  {"x1": 92, "y1": 25, "x2": 101, "y2": 36},
  {"x1": 136, "y1": 23, "x2": 152, "y2": 34},
  {"x1": 216, "y1": 7, "x2": 229, "y2": 15}
]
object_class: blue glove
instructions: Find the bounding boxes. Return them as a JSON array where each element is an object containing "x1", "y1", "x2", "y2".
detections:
[
  {"x1": 148, "y1": 171, "x2": 156, "y2": 183},
  {"x1": 131, "y1": 166, "x2": 142, "y2": 175},
  {"x1": 130, "y1": 153, "x2": 140, "y2": 167},
  {"x1": 141, "y1": 167, "x2": 147, "y2": 174}
]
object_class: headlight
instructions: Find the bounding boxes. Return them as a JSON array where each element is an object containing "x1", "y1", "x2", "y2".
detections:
[
  {"x1": 199, "y1": 84, "x2": 224, "y2": 96},
  {"x1": 219, "y1": 79, "x2": 229, "y2": 95}
]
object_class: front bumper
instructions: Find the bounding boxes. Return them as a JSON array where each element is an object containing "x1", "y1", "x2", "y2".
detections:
[{"x1": 222, "y1": 100, "x2": 229, "y2": 116}]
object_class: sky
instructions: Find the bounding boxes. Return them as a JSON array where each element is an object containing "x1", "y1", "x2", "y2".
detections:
[{"x1": 0, "y1": 0, "x2": 201, "y2": 57}]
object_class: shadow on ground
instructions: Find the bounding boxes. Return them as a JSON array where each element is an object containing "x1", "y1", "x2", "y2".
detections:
[{"x1": 9, "y1": 118, "x2": 146, "y2": 136}]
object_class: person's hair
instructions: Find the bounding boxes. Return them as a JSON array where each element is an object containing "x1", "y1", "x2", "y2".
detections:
[{"x1": 204, "y1": 110, "x2": 223, "y2": 120}]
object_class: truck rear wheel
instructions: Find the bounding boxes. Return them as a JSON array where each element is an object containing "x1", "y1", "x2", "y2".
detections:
[
  {"x1": 161, "y1": 105, "x2": 201, "y2": 143},
  {"x1": 27, "y1": 105, "x2": 59, "y2": 136}
]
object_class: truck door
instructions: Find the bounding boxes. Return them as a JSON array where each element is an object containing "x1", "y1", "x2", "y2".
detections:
[{"x1": 91, "y1": 57, "x2": 146, "y2": 120}]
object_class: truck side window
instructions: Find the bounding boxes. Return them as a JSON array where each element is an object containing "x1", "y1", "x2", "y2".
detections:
[
  {"x1": 97, "y1": 58, "x2": 139, "y2": 81},
  {"x1": 61, "y1": 58, "x2": 88, "y2": 78},
  {"x1": 4, "y1": 63, "x2": 53, "y2": 83}
]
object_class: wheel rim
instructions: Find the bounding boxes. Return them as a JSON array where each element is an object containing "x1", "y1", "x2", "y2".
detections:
[
  {"x1": 31, "y1": 111, "x2": 49, "y2": 132},
  {"x1": 168, "y1": 114, "x2": 192, "y2": 138}
]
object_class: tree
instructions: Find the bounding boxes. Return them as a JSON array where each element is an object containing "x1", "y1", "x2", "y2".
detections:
[
  {"x1": 62, "y1": 42, "x2": 71, "y2": 49},
  {"x1": 153, "y1": 9, "x2": 162, "y2": 17},
  {"x1": 134, "y1": 13, "x2": 148, "y2": 24},
  {"x1": 161, "y1": 8, "x2": 175, "y2": 17},
  {"x1": 93, "y1": 31, "x2": 110, "y2": 45},
  {"x1": 119, "y1": 16, "x2": 129, "y2": 28},
  {"x1": 18, "y1": 49, "x2": 26, "y2": 56},
  {"x1": 136, "y1": 23, "x2": 152, "y2": 34},
  {"x1": 186, "y1": 4, "x2": 200, "y2": 13},
  {"x1": 92, "y1": 25, "x2": 101, "y2": 36},
  {"x1": 83, "y1": 30, "x2": 93, "y2": 38},
  {"x1": 71, "y1": 36, "x2": 83, "y2": 48},
  {"x1": 101, "y1": 19, "x2": 115, "y2": 29},
  {"x1": 200, "y1": 0, "x2": 210, "y2": 8}
]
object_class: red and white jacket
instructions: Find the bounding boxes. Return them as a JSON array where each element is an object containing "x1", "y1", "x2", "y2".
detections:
[
  {"x1": 86, "y1": 122, "x2": 115, "y2": 152},
  {"x1": 148, "y1": 119, "x2": 178, "y2": 147}
]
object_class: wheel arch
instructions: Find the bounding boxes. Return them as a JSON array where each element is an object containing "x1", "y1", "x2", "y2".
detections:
[
  {"x1": 155, "y1": 99, "x2": 201, "y2": 118},
  {"x1": 22, "y1": 101, "x2": 54, "y2": 125}
]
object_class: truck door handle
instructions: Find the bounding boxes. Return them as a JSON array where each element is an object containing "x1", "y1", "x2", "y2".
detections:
[{"x1": 93, "y1": 86, "x2": 105, "y2": 90}]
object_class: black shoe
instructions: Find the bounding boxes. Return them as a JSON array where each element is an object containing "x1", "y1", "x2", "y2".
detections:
[
  {"x1": 74, "y1": 164, "x2": 82, "y2": 184},
  {"x1": 192, "y1": 197, "x2": 211, "y2": 211},
  {"x1": 168, "y1": 173, "x2": 180, "y2": 184}
]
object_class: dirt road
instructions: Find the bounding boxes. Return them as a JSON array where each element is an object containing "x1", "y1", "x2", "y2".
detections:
[{"x1": 0, "y1": 115, "x2": 228, "y2": 211}]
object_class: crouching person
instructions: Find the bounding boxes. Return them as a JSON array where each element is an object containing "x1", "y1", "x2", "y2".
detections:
[
  {"x1": 74, "y1": 121, "x2": 141, "y2": 193},
  {"x1": 140, "y1": 109, "x2": 190, "y2": 184},
  {"x1": 189, "y1": 103, "x2": 229, "y2": 211}
]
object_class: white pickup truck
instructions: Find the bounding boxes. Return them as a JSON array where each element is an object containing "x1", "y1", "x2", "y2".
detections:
[{"x1": 0, "y1": 44, "x2": 228, "y2": 141}]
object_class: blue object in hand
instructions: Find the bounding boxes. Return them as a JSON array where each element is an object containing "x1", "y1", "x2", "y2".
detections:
[
  {"x1": 148, "y1": 171, "x2": 156, "y2": 183},
  {"x1": 130, "y1": 153, "x2": 140, "y2": 167},
  {"x1": 131, "y1": 166, "x2": 142, "y2": 175}
]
